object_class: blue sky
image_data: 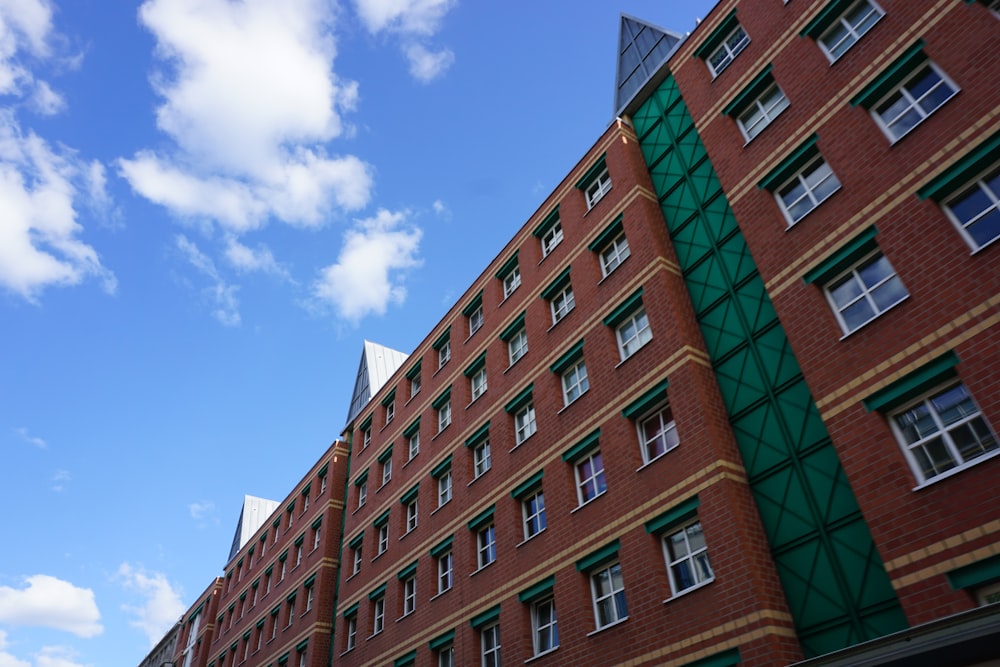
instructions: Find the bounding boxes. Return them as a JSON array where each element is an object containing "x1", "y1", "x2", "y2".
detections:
[{"x1": 0, "y1": 1, "x2": 717, "y2": 665}]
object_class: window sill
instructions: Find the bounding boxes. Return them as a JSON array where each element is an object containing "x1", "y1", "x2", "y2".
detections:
[
  {"x1": 516, "y1": 528, "x2": 546, "y2": 548},
  {"x1": 504, "y1": 355, "x2": 526, "y2": 374},
  {"x1": 614, "y1": 344, "x2": 649, "y2": 369},
  {"x1": 557, "y1": 392, "x2": 588, "y2": 415},
  {"x1": 376, "y1": 481, "x2": 389, "y2": 493},
  {"x1": 402, "y1": 455, "x2": 418, "y2": 469},
  {"x1": 431, "y1": 500, "x2": 450, "y2": 516},
  {"x1": 509, "y1": 435, "x2": 534, "y2": 453},
  {"x1": 970, "y1": 234, "x2": 1000, "y2": 255},
  {"x1": 836, "y1": 295, "x2": 909, "y2": 340},
  {"x1": 586, "y1": 617, "x2": 629, "y2": 637},
  {"x1": 396, "y1": 610, "x2": 415, "y2": 622},
  {"x1": 470, "y1": 562, "x2": 496, "y2": 577},
  {"x1": 340, "y1": 648, "x2": 355, "y2": 657},
  {"x1": 782, "y1": 186, "x2": 841, "y2": 229},
  {"x1": 366, "y1": 632, "x2": 382, "y2": 641},
  {"x1": 911, "y1": 449, "x2": 1000, "y2": 491},
  {"x1": 467, "y1": 472, "x2": 490, "y2": 487},
  {"x1": 430, "y1": 588, "x2": 452, "y2": 601},
  {"x1": 570, "y1": 491, "x2": 606, "y2": 514},
  {"x1": 596, "y1": 256, "x2": 628, "y2": 285},
  {"x1": 525, "y1": 647, "x2": 560, "y2": 663},
  {"x1": 399, "y1": 527, "x2": 417, "y2": 541},
  {"x1": 372, "y1": 552, "x2": 386, "y2": 563},
  {"x1": 663, "y1": 577, "x2": 714, "y2": 604},
  {"x1": 467, "y1": 393, "x2": 486, "y2": 409},
  {"x1": 635, "y1": 450, "x2": 670, "y2": 472},
  {"x1": 546, "y1": 311, "x2": 573, "y2": 332},
  {"x1": 403, "y1": 391, "x2": 419, "y2": 407},
  {"x1": 431, "y1": 425, "x2": 450, "y2": 441}
]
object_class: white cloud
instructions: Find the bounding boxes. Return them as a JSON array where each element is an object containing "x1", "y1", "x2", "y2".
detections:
[
  {"x1": 188, "y1": 500, "x2": 214, "y2": 520},
  {"x1": 33, "y1": 646, "x2": 89, "y2": 667},
  {"x1": 223, "y1": 237, "x2": 291, "y2": 281},
  {"x1": 0, "y1": 0, "x2": 53, "y2": 97},
  {"x1": 14, "y1": 426, "x2": 46, "y2": 449},
  {"x1": 0, "y1": 575, "x2": 102, "y2": 638},
  {"x1": 352, "y1": 0, "x2": 455, "y2": 35},
  {"x1": 50, "y1": 469, "x2": 69, "y2": 492},
  {"x1": 0, "y1": 630, "x2": 30, "y2": 667},
  {"x1": 405, "y1": 43, "x2": 453, "y2": 82},
  {"x1": 28, "y1": 79, "x2": 63, "y2": 115},
  {"x1": 117, "y1": 563, "x2": 185, "y2": 649},
  {"x1": 175, "y1": 235, "x2": 241, "y2": 326},
  {"x1": 311, "y1": 209, "x2": 422, "y2": 323}
]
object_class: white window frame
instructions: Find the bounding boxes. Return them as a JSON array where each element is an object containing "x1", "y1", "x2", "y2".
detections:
[
  {"x1": 402, "y1": 576, "x2": 416, "y2": 616},
  {"x1": 706, "y1": 25, "x2": 749, "y2": 77},
  {"x1": 437, "y1": 551, "x2": 453, "y2": 593},
  {"x1": 541, "y1": 222, "x2": 563, "y2": 257},
  {"x1": 473, "y1": 440, "x2": 492, "y2": 478},
  {"x1": 590, "y1": 562, "x2": 628, "y2": 629},
  {"x1": 561, "y1": 359, "x2": 589, "y2": 405},
  {"x1": 358, "y1": 479, "x2": 368, "y2": 507},
  {"x1": 469, "y1": 305, "x2": 484, "y2": 336},
  {"x1": 818, "y1": 0, "x2": 885, "y2": 62},
  {"x1": 381, "y1": 458, "x2": 392, "y2": 486},
  {"x1": 889, "y1": 382, "x2": 999, "y2": 486},
  {"x1": 477, "y1": 524, "x2": 496, "y2": 569},
  {"x1": 615, "y1": 309, "x2": 652, "y2": 360},
  {"x1": 823, "y1": 250, "x2": 908, "y2": 334},
  {"x1": 664, "y1": 520, "x2": 715, "y2": 597},
  {"x1": 550, "y1": 284, "x2": 575, "y2": 324},
  {"x1": 943, "y1": 165, "x2": 1000, "y2": 251},
  {"x1": 438, "y1": 400, "x2": 452, "y2": 432},
  {"x1": 437, "y1": 471, "x2": 452, "y2": 507},
  {"x1": 437, "y1": 341, "x2": 451, "y2": 369},
  {"x1": 776, "y1": 156, "x2": 841, "y2": 225},
  {"x1": 372, "y1": 598, "x2": 385, "y2": 635},
  {"x1": 305, "y1": 585, "x2": 314, "y2": 611},
  {"x1": 437, "y1": 646, "x2": 454, "y2": 667},
  {"x1": 871, "y1": 62, "x2": 958, "y2": 143},
  {"x1": 508, "y1": 329, "x2": 528, "y2": 366},
  {"x1": 471, "y1": 367, "x2": 488, "y2": 402},
  {"x1": 480, "y1": 623, "x2": 501, "y2": 667},
  {"x1": 736, "y1": 83, "x2": 790, "y2": 142},
  {"x1": 408, "y1": 432, "x2": 420, "y2": 460},
  {"x1": 405, "y1": 499, "x2": 418, "y2": 533},
  {"x1": 574, "y1": 451, "x2": 607, "y2": 506},
  {"x1": 522, "y1": 490, "x2": 546, "y2": 540},
  {"x1": 638, "y1": 406, "x2": 680, "y2": 465},
  {"x1": 377, "y1": 524, "x2": 389, "y2": 555},
  {"x1": 502, "y1": 266, "x2": 521, "y2": 298},
  {"x1": 410, "y1": 375, "x2": 421, "y2": 398},
  {"x1": 598, "y1": 232, "x2": 630, "y2": 277},
  {"x1": 385, "y1": 399, "x2": 394, "y2": 425},
  {"x1": 531, "y1": 597, "x2": 559, "y2": 656},
  {"x1": 313, "y1": 525, "x2": 321, "y2": 550},
  {"x1": 352, "y1": 545, "x2": 362, "y2": 575},
  {"x1": 345, "y1": 616, "x2": 357, "y2": 651},
  {"x1": 514, "y1": 404, "x2": 537, "y2": 445},
  {"x1": 585, "y1": 169, "x2": 612, "y2": 209},
  {"x1": 362, "y1": 428, "x2": 371, "y2": 450}
]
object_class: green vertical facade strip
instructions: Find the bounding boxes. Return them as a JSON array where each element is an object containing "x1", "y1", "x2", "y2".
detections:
[{"x1": 633, "y1": 75, "x2": 906, "y2": 657}]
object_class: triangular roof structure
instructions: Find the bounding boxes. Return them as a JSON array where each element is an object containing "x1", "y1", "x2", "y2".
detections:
[
  {"x1": 228, "y1": 494, "x2": 279, "y2": 562},
  {"x1": 614, "y1": 14, "x2": 684, "y2": 117},
  {"x1": 345, "y1": 340, "x2": 408, "y2": 427}
]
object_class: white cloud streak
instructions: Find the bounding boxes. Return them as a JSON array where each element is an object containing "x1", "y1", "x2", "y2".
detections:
[
  {"x1": 117, "y1": 563, "x2": 185, "y2": 649},
  {"x1": 405, "y1": 43, "x2": 454, "y2": 83},
  {"x1": 188, "y1": 500, "x2": 214, "y2": 520},
  {"x1": 14, "y1": 426, "x2": 46, "y2": 449},
  {"x1": 0, "y1": 575, "x2": 102, "y2": 638},
  {"x1": 175, "y1": 235, "x2": 241, "y2": 326},
  {"x1": 352, "y1": 0, "x2": 457, "y2": 81}
]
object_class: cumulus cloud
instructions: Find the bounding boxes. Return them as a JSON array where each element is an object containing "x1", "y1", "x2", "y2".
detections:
[
  {"x1": 223, "y1": 237, "x2": 291, "y2": 281},
  {"x1": 405, "y1": 43, "x2": 454, "y2": 82},
  {"x1": 352, "y1": 0, "x2": 457, "y2": 81},
  {"x1": 117, "y1": 563, "x2": 185, "y2": 648},
  {"x1": 0, "y1": 575, "x2": 102, "y2": 638},
  {"x1": 175, "y1": 235, "x2": 240, "y2": 326},
  {"x1": 0, "y1": 0, "x2": 54, "y2": 97},
  {"x1": 311, "y1": 209, "x2": 422, "y2": 323},
  {"x1": 0, "y1": 630, "x2": 30, "y2": 667}
]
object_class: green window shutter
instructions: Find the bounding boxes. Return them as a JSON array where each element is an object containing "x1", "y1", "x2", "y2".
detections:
[
  {"x1": 342, "y1": 601, "x2": 359, "y2": 618},
  {"x1": 399, "y1": 483, "x2": 419, "y2": 505},
  {"x1": 562, "y1": 429, "x2": 601, "y2": 463},
  {"x1": 432, "y1": 327, "x2": 451, "y2": 351},
  {"x1": 393, "y1": 650, "x2": 416, "y2": 667},
  {"x1": 918, "y1": 129, "x2": 1000, "y2": 201},
  {"x1": 465, "y1": 421, "x2": 491, "y2": 447},
  {"x1": 645, "y1": 496, "x2": 701, "y2": 534},
  {"x1": 722, "y1": 64, "x2": 776, "y2": 116},
  {"x1": 575, "y1": 539, "x2": 621, "y2": 572},
  {"x1": 693, "y1": 9, "x2": 739, "y2": 60},
  {"x1": 532, "y1": 206, "x2": 560, "y2": 238},
  {"x1": 602, "y1": 288, "x2": 645, "y2": 327},
  {"x1": 373, "y1": 509, "x2": 390, "y2": 528},
  {"x1": 947, "y1": 554, "x2": 1000, "y2": 590},
  {"x1": 469, "y1": 604, "x2": 501, "y2": 629},
  {"x1": 405, "y1": 360, "x2": 422, "y2": 379},
  {"x1": 801, "y1": 0, "x2": 859, "y2": 38},
  {"x1": 464, "y1": 351, "x2": 487, "y2": 377},
  {"x1": 862, "y1": 351, "x2": 960, "y2": 412},
  {"x1": 588, "y1": 214, "x2": 625, "y2": 251},
  {"x1": 518, "y1": 575, "x2": 555, "y2": 604},
  {"x1": 504, "y1": 384, "x2": 534, "y2": 413},
  {"x1": 403, "y1": 418, "x2": 421, "y2": 438},
  {"x1": 850, "y1": 40, "x2": 927, "y2": 108},
  {"x1": 359, "y1": 414, "x2": 373, "y2": 432},
  {"x1": 575, "y1": 153, "x2": 608, "y2": 190},
  {"x1": 499, "y1": 312, "x2": 526, "y2": 341},
  {"x1": 353, "y1": 468, "x2": 369, "y2": 486},
  {"x1": 377, "y1": 446, "x2": 393, "y2": 463},
  {"x1": 430, "y1": 455, "x2": 452, "y2": 478},
  {"x1": 550, "y1": 339, "x2": 585, "y2": 374},
  {"x1": 495, "y1": 251, "x2": 519, "y2": 280},
  {"x1": 540, "y1": 267, "x2": 572, "y2": 301},
  {"x1": 381, "y1": 388, "x2": 396, "y2": 407},
  {"x1": 348, "y1": 531, "x2": 364, "y2": 549},
  {"x1": 682, "y1": 648, "x2": 741, "y2": 667},
  {"x1": 510, "y1": 470, "x2": 544, "y2": 499},
  {"x1": 802, "y1": 226, "x2": 879, "y2": 285},
  {"x1": 397, "y1": 560, "x2": 418, "y2": 580},
  {"x1": 429, "y1": 535, "x2": 454, "y2": 558},
  {"x1": 428, "y1": 629, "x2": 455, "y2": 651},
  {"x1": 368, "y1": 582, "x2": 387, "y2": 600},
  {"x1": 758, "y1": 134, "x2": 820, "y2": 191},
  {"x1": 432, "y1": 386, "x2": 452, "y2": 409},
  {"x1": 622, "y1": 378, "x2": 670, "y2": 419},
  {"x1": 462, "y1": 290, "x2": 484, "y2": 317},
  {"x1": 467, "y1": 504, "x2": 496, "y2": 531}
]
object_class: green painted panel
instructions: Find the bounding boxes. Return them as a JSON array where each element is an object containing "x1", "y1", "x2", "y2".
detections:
[
  {"x1": 755, "y1": 324, "x2": 802, "y2": 390},
  {"x1": 800, "y1": 447, "x2": 861, "y2": 527},
  {"x1": 717, "y1": 234, "x2": 759, "y2": 292},
  {"x1": 684, "y1": 255, "x2": 732, "y2": 315},
  {"x1": 714, "y1": 345, "x2": 770, "y2": 416},
  {"x1": 699, "y1": 298, "x2": 750, "y2": 361},
  {"x1": 702, "y1": 195, "x2": 740, "y2": 243},
  {"x1": 775, "y1": 381, "x2": 832, "y2": 455},
  {"x1": 671, "y1": 216, "x2": 716, "y2": 268},
  {"x1": 731, "y1": 402, "x2": 793, "y2": 478},
  {"x1": 752, "y1": 467, "x2": 820, "y2": 546},
  {"x1": 733, "y1": 278, "x2": 779, "y2": 338}
]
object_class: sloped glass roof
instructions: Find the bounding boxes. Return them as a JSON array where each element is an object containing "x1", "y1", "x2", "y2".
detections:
[{"x1": 614, "y1": 14, "x2": 683, "y2": 116}]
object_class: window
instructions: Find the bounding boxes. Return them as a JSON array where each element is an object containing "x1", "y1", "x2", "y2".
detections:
[
  {"x1": 384, "y1": 399, "x2": 394, "y2": 424},
  {"x1": 402, "y1": 575, "x2": 416, "y2": 616},
  {"x1": 409, "y1": 373, "x2": 421, "y2": 398},
  {"x1": 590, "y1": 563, "x2": 628, "y2": 629},
  {"x1": 585, "y1": 169, "x2": 612, "y2": 210},
  {"x1": 522, "y1": 490, "x2": 546, "y2": 540},
  {"x1": 433, "y1": 329, "x2": 451, "y2": 370},
  {"x1": 778, "y1": 156, "x2": 840, "y2": 224},
  {"x1": 481, "y1": 624, "x2": 501, "y2": 667},
  {"x1": 362, "y1": 425, "x2": 371, "y2": 450},
  {"x1": 664, "y1": 521, "x2": 715, "y2": 595},
  {"x1": 295, "y1": 542, "x2": 303, "y2": 567},
  {"x1": 434, "y1": 388, "x2": 453, "y2": 433},
  {"x1": 706, "y1": 24, "x2": 748, "y2": 76},
  {"x1": 502, "y1": 266, "x2": 521, "y2": 298},
  {"x1": 541, "y1": 222, "x2": 564, "y2": 256},
  {"x1": 550, "y1": 283, "x2": 575, "y2": 324},
  {"x1": 465, "y1": 351, "x2": 488, "y2": 403},
  {"x1": 815, "y1": 0, "x2": 884, "y2": 62},
  {"x1": 319, "y1": 471, "x2": 327, "y2": 495},
  {"x1": 351, "y1": 543, "x2": 363, "y2": 575},
  {"x1": 437, "y1": 551, "x2": 453, "y2": 593},
  {"x1": 506, "y1": 329, "x2": 528, "y2": 365},
  {"x1": 264, "y1": 570, "x2": 272, "y2": 594},
  {"x1": 514, "y1": 404, "x2": 536, "y2": 445},
  {"x1": 871, "y1": 63, "x2": 957, "y2": 142},
  {"x1": 405, "y1": 419, "x2": 421, "y2": 461},
  {"x1": 474, "y1": 439, "x2": 491, "y2": 478},
  {"x1": 943, "y1": 165, "x2": 1000, "y2": 251},
  {"x1": 561, "y1": 360, "x2": 589, "y2": 405},
  {"x1": 305, "y1": 584, "x2": 314, "y2": 611},
  {"x1": 575, "y1": 451, "x2": 606, "y2": 505},
  {"x1": 357, "y1": 478, "x2": 368, "y2": 508},
  {"x1": 469, "y1": 306, "x2": 484, "y2": 335},
  {"x1": 737, "y1": 83, "x2": 789, "y2": 141},
  {"x1": 528, "y1": 596, "x2": 558, "y2": 656},
  {"x1": 617, "y1": 309, "x2": 652, "y2": 360},
  {"x1": 372, "y1": 598, "x2": 384, "y2": 635},
  {"x1": 638, "y1": 406, "x2": 680, "y2": 464},
  {"x1": 380, "y1": 457, "x2": 392, "y2": 486},
  {"x1": 477, "y1": 524, "x2": 496, "y2": 569},
  {"x1": 408, "y1": 432, "x2": 420, "y2": 460},
  {"x1": 286, "y1": 597, "x2": 295, "y2": 627},
  {"x1": 405, "y1": 499, "x2": 418, "y2": 533},
  {"x1": 890, "y1": 383, "x2": 998, "y2": 484},
  {"x1": 437, "y1": 646, "x2": 454, "y2": 667},
  {"x1": 825, "y1": 251, "x2": 908, "y2": 333},
  {"x1": 344, "y1": 614, "x2": 357, "y2": 651},
  {"x1": 438, "y1": 470, "x2": 452, "y2": 506},
  {"x1": 279, "y1": 555, "x2": 287, "y2": 581},
  {"x1": 377, "y1": 524, "x2": 389, "y2": 555},
  {"x1": 598, "y1": 230, "x2": 630, "y2": 277}
]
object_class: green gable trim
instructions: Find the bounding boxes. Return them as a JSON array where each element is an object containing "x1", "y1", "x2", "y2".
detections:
[
  {"x1": 397, "y1": 560, "x2": 418, "y2": 580},
  {"x1": 465, "y1": 421, "x2": 491, "y2": 447},
  {"x1": 850, "y1": 40, "x2": 927, "y2": 108},
  {"x1": 377, "y1": 446, "x2": 393, "y2": 463},
  {"x1": 428, "y1": 629, "x2": 455, "y2": 651},
  {"x1": 353, "y1": 468, "x2": 368, "y2": 486},
  {"x1": 499, "y1": 312, "x2": 526, "y2": 342},
  {"x1": 549, "y1": 339, "x2": 585, "y2": 374},
  {"x1": 682, "y1": 647, "x2": 741, "y2": 667},
  {"x1": 348, "y1": 531, "x2": 364, "y2": 548},
  {"x1": 403, "y1": 417, "x2": 421, "y2": 438},
  {"x1": 243, "y1": 630, "x2": 252, "y2": 640},
  {"x1": 189, "y1": 600, "x2": 205, "y2": 621},
  {"x1": 256, "y1": 617, "x2": 266, "y2": 628},
  {"x1": 575, "y1": 153, "x2": 608, "y2": 190},
  {"x1": 278, "y1": 551, "x2": 288, "y2": 562},
  {"x1": 801, "y1": 0, "x2": 858, "y2": 39},
  {"x1": 510, "y1": 470, "x2": 544, "y2": 499},
  {"x1": 318, "y1": 462, "x2": 328, "y2": 477},
  {"x1": 645, "y1": 495, "x2": 701, "y2": 534},
  {"x1": 304, "y1": 573, "x2": 317, "y2": 587},
  {"x1": 464, "y1": 351, "x2": 487, "y2": 377},
  {"x1": 802, "y1": 226, "x2": 879, "y2": 285},
  {"x1": 270, "y1": 604, "x2": 280, "y2": 616},
  {"x1": 495, "y1": 251, "x2": 519, "y2": 280},
  {"x1": 432, "y1": 386, "x2": 452, "y2": 409},
  {"x1": 277, "y1": 653, "x2": 289, "y2": 666},
  {"x1": 602, "y1": 288, "x2": 645, "y2": 327},
  {"x1": 341, "y1": 601, "x2": 359, "y2": 618},
  {"x1": 373, "y1": 509, "x2": 390, "y2": 528},
  {"x1": 405, "y1": 360, "x2": 422, "y2": 379},
  {"x1": 265, "y1": 565, "x2": 273, "y2": 575},
  {"x1": 504, "y1": 384, "x2": 534, "y2": 413},
  {"x1": 432, "y1": 327, "x2": 451, "y2": 350},
  {"x1": 622, "y1": 377, "x2": 670, "y2": 419},
  {"x1": 462, "y1": 290, "x2": 484, "y2": 317},
  {"x1": 380, "y1": 388, "x2": 396, "y2": 406},
  {"x1": 562, "y1": 429, "x2": 601, "y2": 463},
  {"x1": 469, "y1": 604, "x2": 501, "y2": 629},
  {"x1": 368, "y1": 582, "x2": 387, "y2": 600},
  {"x1": 430, "y1": 455, "x2": 452, "y2": 478},
  {"x1": 575, "y1": 539, "x2": 621, "y2": 572},
  {"x1": 295, "y1": 639, "x2": 308, "y2": 653},
  {"x1": 918, "y1": 129, "x2": 1000, "y2": 201},
  {"x1": 693, "y1": 9, "x2": 739, "y2": 60},
  {"x1": 758, "y1": 133, "x2": 820, "y2": 191},
  {"x1": 467, "y1": 504, "x2": 496, "y2": 531},
  {"x1": 359, "y1": 414, "x2": 373, "y2": 432},
  {"x1": 430, "y1": 535, "x2": 454, "y2": 558},
  {"x1": 294, "y1": 534, "x2": 304, "y2": 546},
  {"x1": 311, "y1": 516, "x2": 322, "y2": 529},
  {"x1": 532, "y1": 205, "x2": 560, "y2": 238},
  {"x1": 947, "y1": 554, "x2": 1000, "y2": 590},
  {"x1": 722, "y1": 63, "x2": 775, "y2": 116},
  {"x1": 588, "y1": 214, "x2": 625, "y2": 252},
  {"x1": 286, "y1": 590, "x2": 297, "y2": 602},
  {"x1": 540, "y1": 266, "x2": 572, "y2": 301},
  {"x1": 393, "y1": 651, "x2": 416, "y2": 667},
  {"x1": 517, "y1": 575, "x2": 555, "y2": 604},
  {"x1": 862, "y1": 351, "x2": 960, "y2": 412},
  {"x1": 286, "y1": 500, "x2": 295, "y2": 513},
  {"x1": 399, "y1": 483, "x2": 419, "y2": 505}
]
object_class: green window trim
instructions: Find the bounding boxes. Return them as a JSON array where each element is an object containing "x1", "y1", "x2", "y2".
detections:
[
  {"x1": 511, "y1": 470, "x2": 544, "y2": 499},
  {"x1": 947, "y1": 554, "x2": 1000, "y2": 590},
  {"x1": 575, "y1": 539, "x2": 621, "y2": 572},
  {"x1": 462, "y1": 290, "x2": 484, "y2": 317},
  {"x1": 504, "y1": 384, "x2": 534, "y2": 413},
  {"x1": 758, "y1": 134, "x2": 820, "y2": 191},
  {"x1": 862, "y1": 351, "x2": 960, "y2": 412},
  {"x1": 588, "y1": 214, "x2": 625, "y2": 252},
  {"x1": 230, "y1": 642, "x2": 239, "y2": 652},
  {"x1": 850, "y1": 40, "x2": 927, "y2": 108},
  {"x1": 430, "y1": 455, "x2": 452, "y2": 479},
  {"x1": 277, "y1": 652, "x2": 289, "y2": 665},
  {"x1": 692, "y1": 9, "x2": 739, "y2": 60},
  {"x1": 467, "y1": 504, "x2": 496, "y2": 531},
  {"x1": 373, "y1": 509, "x2": 391, "y2": 528},
  {"x1": 368, "y1": 583, "x2": 387, "y2": 600},
  {"x1": 499, "y1": 312, "x2": 526, "y2": 342},
  {"x1": 429, "y1": 629, "x2": 455, "y2": 652},
  {"x1": 243, "y1": 630, "x2": 252, "y2": 640},
  {"x1": 278, "y1": 551, "x2": 288, "y2": 562},
  {"x1": 272, "y1": 518, "x2": 280, "y2": 529},
  {"x1": 189, "y1": 601, "x2": 205, "y2": 621},
  {"x1": 311, "y1": 516, "x2": 322, "y2": 529},
  {"x1": 286, "y1": 500, "x2": 295, "y2": 513},
  {"x1": 469, "y1": 604, "x2": 501, "y2": 629},
  {"x1": 393, "y1": 651, "x2": 416, "y2": 667},
  {"x1": 397, "y1": 560, "x2": 418, "y2": 580},
  {"x1": 226, "y1": 570, "x2": 233, "y2": 580},
  {"x1": 295, "y1": 639, "x2": 309, "y2": 653},
  {"x1": 918, "y1": 129, "x2": 1000, "y2": 201},
  {"x1": 430, "y1": 535, "x2": 454, "y2": 558},
  {"x1": 562, "y1": 429, "x2": 601, "y2": 463},
  {"x1": 217, "y1": 614, "x2": 224, "y2": 624},
  {"x1": 270, "y1": 604, "x2": 280, "y2": 616},
  {"x1": 432, "y1": 327, "x2": 451, "y2": 351},
  {"x1": 683, "y1": 647, "x2": 741, "y2": 667},
  {"x1": 540, "y1": 267, "x2": 572, "y2": 301},
  {"x1": 549, "y1": 339, "x2": 585, "y2": 374},
  {"x1": 348, "y1": 531, "x2": 364, "y2": 549},
  {"x1": 353, "y1": 468, "x2": 369, "y2": 486},
  {"x1": 240, "y1": 591, "x2": 247, "y2": 601},
  {"x1": 248, "y1": 546, "x2": 255, "y2": 556},
  {"x1": 465, "y1": 421, "x2": 491, "y2": 447},
  {"x1": 294, "y1": 534, "x2": 305, "y2": 546},
  {"x1": 802, "y1": 225, "x2": 879, "y2": 285},
  {"x1": 359, "y1": 414, "x2": 373, "y2": 432},
  {"x1": 318, "y1": 462, "x2": 328, "y2": 477},
  {"x1": 399, "y1": 483, "x2": 420, "y2": 505},
  {"x1": 403, "y1": 418, "x2": 421, "y2": 438},
  {"x1": 341, "y1": 601, "x2": 359, "y2": 618},
  {"x1": 518, "y1": 575, "x2": 555, "y2": 604},
  {"x1": 301, "y1": 483, "x2": 311, "y2": 497},
  {"x1": 496, "y1": 251, "x2": 519, "y2": 280},
  {"x1": 645, "y1": 496, "x2": 701, "y2": 534},
  {"x1": 237, "y1": 557, "x2": 244, "y2": 568},
  {"x1": 464, "y1": 351, "x2": 487, "y2": 377},
  {"x1": 432, "y1": 386, "x2": 452, "y2": 409},
  {"x1": 602, "y1": 288, "x2": 645, "y2": 327},
  {"x1": 575, "y1": 153, "x2": 608, "y2": 190},
  {"x1": 265, "y1": 565, "x2": 274, "y2": 575},
  {"x1": 377, "y1": 446, "x2": 393, "y2": 464},
  {"x1": 405, "y1": 360, "x2": 422, "y2": 379},
  {"x1": 532, "y1": 205, "x2": 560, "y2": 238},
  {"x1": 722, "y1": 64, "x2": 776, "y2": 116},
  {"x1": 286, "y1": 590, "x2": 297, "y2": 602},
  {"x1": 622, "y1": 377, "x2": 670, "y2": 419},
  {"x1": 304, "y1": 573, "x2": 317, "y2": 588},
  {"x1": 381, "y1": 388, "x2": 396, "y2": 407},
  {"x1": 260, "y1": 532, "x2": 268, "y2": 544},
  {"x1": 251, "y1": 578, "x2": 259, "y2": 589},
  {"x1": 801, "y1": 0, "x2": 860, "y2": 39},
  {"x1": 256, "y1": 618, "x2": 266, "y2": 628}
]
